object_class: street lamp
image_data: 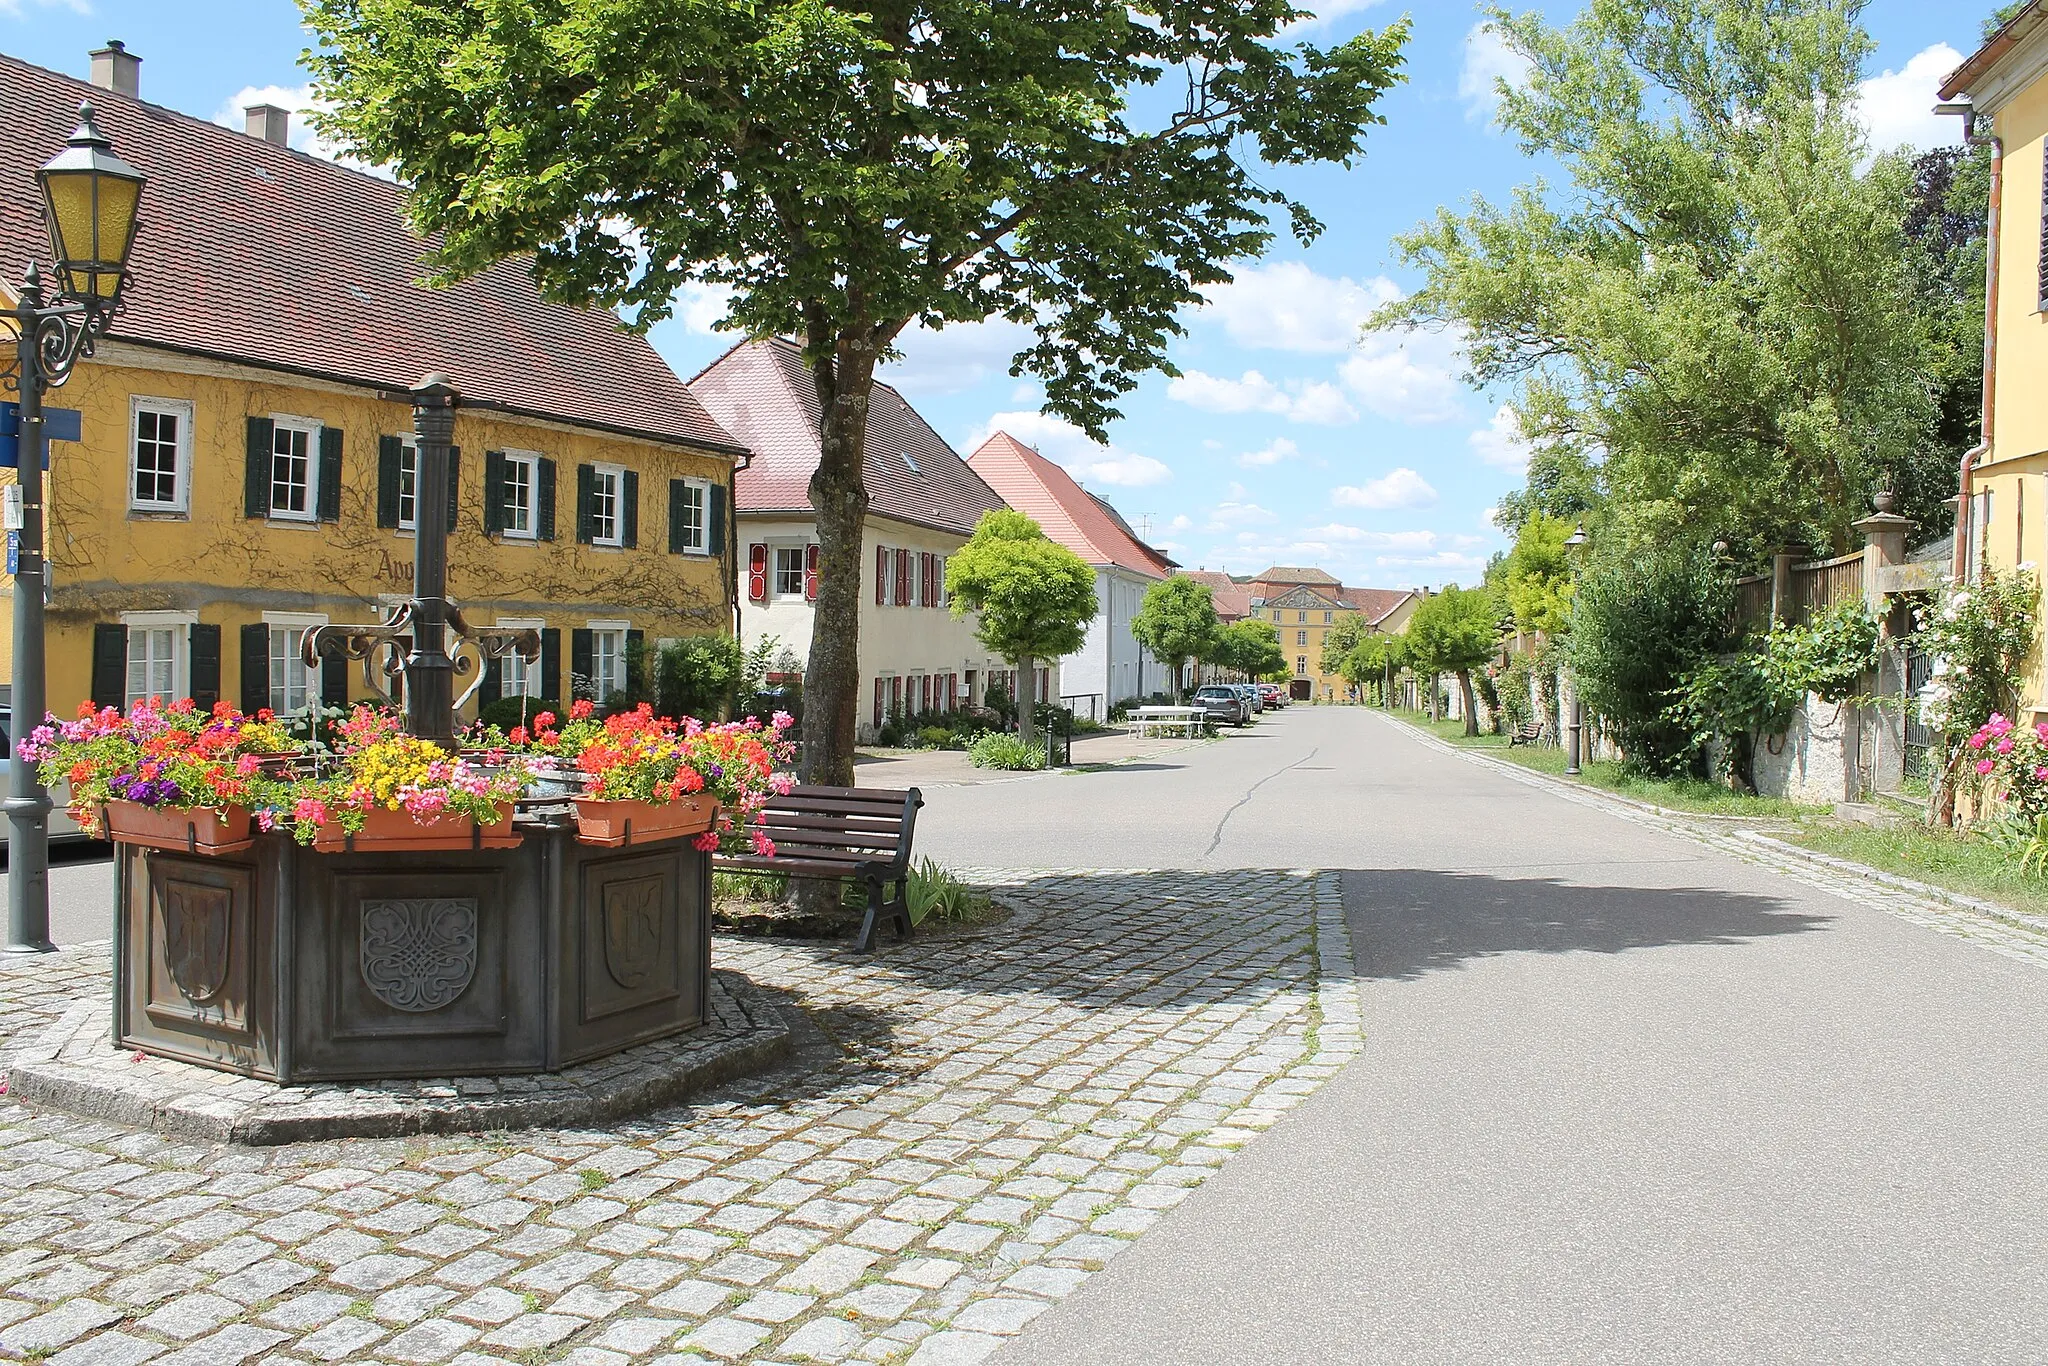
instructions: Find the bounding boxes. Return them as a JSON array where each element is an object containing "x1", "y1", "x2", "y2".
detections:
[
  {"x1": 1562, "y1": 521, "x2": 1588, "y2": 776},
  {"x1": 5, "y1": 103, "x2": 148, "y2": 954}
]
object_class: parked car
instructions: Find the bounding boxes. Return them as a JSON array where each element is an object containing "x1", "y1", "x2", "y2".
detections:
[
  {"x1": 1258, "y1": 683, "x2": 1287, "y2": 708},
  {"x1": 0, "y1": 704, "x2": 88, "y2": 848},
  {"x1": 1192, "y1": 685, "x2": 1249, "y2": 727},
  {"x1": 1235, "y1": 683, "x2": 1263, "y2": 714}
]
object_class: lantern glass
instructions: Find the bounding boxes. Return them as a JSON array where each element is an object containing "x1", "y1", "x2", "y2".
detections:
[{"x1": 36, "y1": 102, "x2": 145, "y2": 306}]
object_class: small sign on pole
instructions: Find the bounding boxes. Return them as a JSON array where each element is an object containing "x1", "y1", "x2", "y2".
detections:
[
  {"x1": 2, "y1": 485, "x2": 20, "y2": 531},
  {"x1": 6, "y1": 530, "x2": 18, "y2": 577}
]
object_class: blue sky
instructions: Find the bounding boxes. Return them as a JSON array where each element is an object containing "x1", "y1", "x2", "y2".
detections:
[{"x1": 2, "y1": 0, "x2": 1975, "y2": 588}]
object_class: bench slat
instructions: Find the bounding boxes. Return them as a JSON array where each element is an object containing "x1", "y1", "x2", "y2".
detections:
[
  {"x1": 780, "y1": 783, "x2": 913, "y2": 802},
  {"x1": 719, "y1": 856, "x2": 890, "y2": 879},
  {"x1": 767, "y1": 796, "x2": 914, "y2": 818},
  {"x1": 757, "y1": 830, "x2": 903, "y2": 854},
  {"x1": 759, "y1": 811, "x2": 903, "y2": 835}
]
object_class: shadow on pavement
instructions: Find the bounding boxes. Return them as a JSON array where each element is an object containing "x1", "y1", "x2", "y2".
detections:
[{"x1": 1340, "y1": 868, "x2": 1835, "y2": 982}]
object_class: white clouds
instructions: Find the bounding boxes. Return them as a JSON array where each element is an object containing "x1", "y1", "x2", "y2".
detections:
[
  {"x1": 1205, "y1": 500, "x2": 1280, "y2": 533},
  {"x1": 1167, "y1": 369, "x2": 1359, "y2": 425},
  {"x1": 1376, "y1": 550, "x2": 1487, "y2": 574},
  {"x1": 1338, "y1": 327, "x2": 1466, "y2": 424},
  {"x1": 1468, "y1": 405, "x2": 1532, "y2": 472},
  {"x1": 882, "y1": 315, "x2": 1037, "y2": 397},
  {"x1": 965, "y1": 411, "x2": 1172, "y2": 488},
  {"x1": 0, "y1": 0, "x2": 90, "y2": 18},
  {"x1": 1238, "y1": 437, "x2": 1301, "y2": 469},
  {"x1": 211, "y1": 85, "x2": 383, "y2": 174},
  {"x1": 1332, "y1": 468, "x2": 1438, "y2": 511},
  {"x1": 1303, "y1": 525, "x2": 1442, "y2": 552},
  {"x1": 1199, "y1": 262, "x2": 1396, "y2": 353},
  {"x1": 1856, "y1": 44, "x2": 1966, "y2": 154},
  {"x1": 1284, "y1": 0, "x2": 1387, "y2": 29},
  {"x1": 1459, "y1": 23, "x2": 1533, "y2": 126},
  {"x1": 669, "y1": 282, "x2": 737, "y2": 336}
]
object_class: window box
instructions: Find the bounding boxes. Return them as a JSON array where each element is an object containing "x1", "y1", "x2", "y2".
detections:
[
  {"x1": 103, "y1": 801, "x2": 254, "y2": 856},
  {"x1": 311, "y1": 803, "x2": 520, "y2": 852},
  {"x1": 571, "y1": 795, "x2": 718, "y2": 848}
]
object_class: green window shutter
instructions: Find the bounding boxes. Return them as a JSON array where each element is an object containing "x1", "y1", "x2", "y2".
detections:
[
  {"x1": 621, "y1": 470, "x2": 640, "y2": 549},
  {"x1": 480, "y1": 653, "x2": 503, "y2": 706},
  {"x1": 446, "y1": 445, "x2": 462, "y2": 532},
  {"x1": 571, "y1": 628, "x2": 594, "y2": 697},
  {"x1": 668, "y1": 478, "x2": 687, "y2": 555},
  {"x1": 709, "y1": 482, "x2": 727, "y2": 556},
  {"x1": 626, "y1": 628, "x2": 646, "y2": 696},
  {"x1": 537, "y1": 458, "x2": 557, "y2": 541},
  {"x1": 376, "y1": 435, "x2": 403, "y2": 528},
  {"x1": 540, "y1": 627, "x2": 562, "y2": 703},
  {"x1": 239, "y1": 623, "x2": 270, "y2": 715},
  {"x1": 483, "y1": 450, "x2": 506, "y2": 536},
  {"x1": 575, "y1": 464, "x2": 596, "y2": 544},
  {"x1": 91, "y1": 624, "x2": 128, "y2": 708},
  {"x1": 188, "y1": 623, "x2": 221, "y2": 710},
  {"x1": 316, "y1": 426, "x2": 343, "y2": 522},
  {"x1": 319, "y1": 635, "x2": 349, "y2": 713},
  {"x1": 244, "y1": 417, "x2": 273, "y2": 519}
]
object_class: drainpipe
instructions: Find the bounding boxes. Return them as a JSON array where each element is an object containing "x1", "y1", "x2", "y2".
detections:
[{"x1": 1955, "y1": 127, "x2": 2002, "y2": 582}]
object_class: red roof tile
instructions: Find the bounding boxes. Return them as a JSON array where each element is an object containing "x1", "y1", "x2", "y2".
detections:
[
  {"x1": 966, "y1": 432, "x2": 1173, "y2": 578},
  {"x1": 689, "y1": 339, "x2": 1007, "y2": 538},
  {"x1": 0, "y1": 53, "x2": 741, "y2": 453},
  {"x1": 1178, "y1": 570, "x2": 1252, "y2": 622},
  {"x1": 1338, "y1": 586, "x2": 1416, "y2": 625},
  {"x1": 1252, "y1": 565, "x2": 1341, "y2": 586}
]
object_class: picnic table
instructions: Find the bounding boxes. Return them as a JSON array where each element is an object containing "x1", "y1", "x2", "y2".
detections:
[{"x1": 1127, "y1": 704, "x2": 1207, "y2": 738}]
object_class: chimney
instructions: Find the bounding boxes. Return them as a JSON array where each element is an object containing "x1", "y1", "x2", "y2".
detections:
[
  {"x1": 245, "y1": 104, "x2": 290, "y2": 146},
  {"x1": 88, "y1": 40, "x2": 140, "y2": 99}
]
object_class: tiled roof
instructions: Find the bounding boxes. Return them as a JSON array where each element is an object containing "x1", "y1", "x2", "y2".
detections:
[
  {"x1": 0, "y1": 54, "x2": 743, "y2": 454},
  {"x1": 1178, "y1": 570, "x2": 1252, "y2": 622},
  {"x1": 689, "y1": 339, "x2": 1007, "y2": 538},
  {"x1": 1339, "y1": 586, "x2": 1416, "y2": 626},
  {"x1": 966, "y1": 432, "x2": 1173, "y2": 578},
  {"x1": 1252, "y1": 566, "x2": 1340, "y2": 586}
]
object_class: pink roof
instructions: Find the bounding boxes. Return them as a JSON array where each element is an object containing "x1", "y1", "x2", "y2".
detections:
[
  {"x1": 0, "y1": 54, "x2": 741, "y2": 453},
  {"x1": 1178, "y1": 570, "x2": 1252, "y2": 622},
  {"x1": 689, "y1": 339, "x2": 1006, "y2": 537},
  {"x1": 966, "y1": 432, "x2": 1173, "y2": 577}
]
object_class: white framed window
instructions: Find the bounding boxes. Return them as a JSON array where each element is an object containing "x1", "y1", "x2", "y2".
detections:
[
  {"x1": 1297, "y1": 629, "x2": 1309, "y2": 647},
  {"x1": 397, "y1": 436, "x2": 418, "y2": 531},
  {"x1": 773, "y1": 546, "x2": 805, "y2": 598},
  {"x1": 502, "y1": 451, "x2": 538, "y2": 539},
  {"x1": 1296, "y1": 655, "x2": 1308, "y2": 676},
  {"x1": 120, "y1": 610, "x2": 194, "y2": 707},
  {"x1": 590, "y1": 464, "x2": 623, "y2": 547},
  {"x1": 1323, "y1": 611, "x2": 1333, "y2": 624},
  {"x1": 263, "y1": 612, "x2": 328, "y2": 716},
  {"x1": 498, "y1": 617, "x2": 544, "y2": 698},
  {"x1": 589, "y1": 620, "x2": 628, "y2": 700},
  {"x1": 269, "y1": 416, "x2": 321, "y2": 522},
  {"x1": 130, "y1": 396, "x2": 192, "y2": 513},
  {"x1": 677, "y1": 477, "x2": 709, "y2": 554}
]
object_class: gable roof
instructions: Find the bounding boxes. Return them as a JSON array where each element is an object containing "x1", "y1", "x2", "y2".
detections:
[
  {"x1": 689, "y1": 339, "x2": 1007, "y2": 538},
  {"x1": 966, "y1": 431, "x2": 1173, "y2": 578},
  {"x1": 1178, "y1": 570, "x2": 1251, "y2": 622},
  {"x1": 1941, "y1": 2, "x2": 2047, "y2": 101},
  {"x1": 1252, "y1": 566, "x2": 1340, "y2": 587},
  {"x1": 1266, "y1": 584, "x2": 1344, "y2": 610},
  {"x1": 0, "y1": 53, "x2": 742, "y2": 454},
  {"x1": 1339, "y1": 587, "x2": 1416, "y2": 625}
]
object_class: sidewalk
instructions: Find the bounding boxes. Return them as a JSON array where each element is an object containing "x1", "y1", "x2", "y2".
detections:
[{"x1": 854, "y1": 727, "x2": 1211, "y2": 788}]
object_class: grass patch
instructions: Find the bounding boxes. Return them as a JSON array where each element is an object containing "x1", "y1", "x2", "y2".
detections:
[
  {"x1": 1386, "y1": 709, "x2": 1823, "y2": 819},
  {"x1": 1784, "y1": 819, "x2": 2048, "y2": 920}
]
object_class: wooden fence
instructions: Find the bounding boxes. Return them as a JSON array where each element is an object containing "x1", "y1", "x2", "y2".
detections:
[{"x1": 1733, "y1": 551, "x2": 1865, "y2": 633}]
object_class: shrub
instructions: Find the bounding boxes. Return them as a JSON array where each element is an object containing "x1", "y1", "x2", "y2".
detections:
[
  {"x1": 478, "y1": 696, "x2": 564, "y2": 733},
  {"x1": 917, "y1": 726, "x2": 954, "y2": 750},
  {"x1": 656, "y1": 635, "x2": 744, "y2": 720},
  {"x1": 902, "y1": 858, "x2": 981, "y2": 924},
  {"x1": 1567, "y1": 542, "x2": 1733, "y2": 774},
  {"x1": 968, "y1": 731, "x2": 1045, "y2": 771},
  {"x1": 1914, "y1": 569, "x2": 2038, "y2": 742}
]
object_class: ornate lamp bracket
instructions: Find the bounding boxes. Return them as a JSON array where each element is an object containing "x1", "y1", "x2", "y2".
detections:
[
  {"x1": 304, "y1": 602, "x2": 416, "y2": 710},
  {"x1": 446, "y1": 605, "x2": 541, "y2": 713}
]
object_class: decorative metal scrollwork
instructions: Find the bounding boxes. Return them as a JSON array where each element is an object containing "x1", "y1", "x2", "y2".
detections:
[
  {"x1": 360, "y1": 897, "x2": 478, "y2": 1012},
  {"x1": 305, "y1": 603, "x2": 537, "y2": 716},
  {"x1": 0, "y1": 263, "x2": 117, "y2": 395}
]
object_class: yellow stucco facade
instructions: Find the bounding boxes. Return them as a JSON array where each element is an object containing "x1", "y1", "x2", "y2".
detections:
[
  {"x1": 1953, "y1": 22, "x2": 2048, "y2": 713},
  {"x1": 1256, "y1": 587, "x2": 1414, "y2": 701},
  {"x1": 0, "y1": 340, "x2": 736, "y2": 724}
]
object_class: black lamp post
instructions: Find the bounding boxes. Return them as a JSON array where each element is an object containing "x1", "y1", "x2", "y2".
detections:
[
  {"x1": 1563, "y1": 521, "x2": 1589, "y2": 776},
  {"x1": 5, "y1": 102, "x2": 147, "y2": 955}
]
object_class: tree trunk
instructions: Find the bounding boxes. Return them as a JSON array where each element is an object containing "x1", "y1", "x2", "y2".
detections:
[
  {"x1": 1457, "y1": 668, "x2": 1479, "y2": 737},
  {"x1": 798, "y1": 337, "x2": 876, "y2": 789},
  {"x1": 1017, "y1": 654, "x2": 1036, "y2": 750}
]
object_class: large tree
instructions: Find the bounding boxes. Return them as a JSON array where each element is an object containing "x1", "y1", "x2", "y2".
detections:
[
  {"x1": 1406, "y1": 586, "x2": 1501, "y2": 737},
  {"x1": 1131, "y1": 577, "x2": 1219, "y2": 698},
  {"x1": 1214, "y1": 617, "x2": 1286, "y2": 682},
  {"x1": 1383, "y1": 0, "x2": 1943, "y2": 563},
  {"x1": 944, "y1": 511, "x2": 1097, "y2": 749},
  {"x1": 303, "y1": 0, "x2": 1408, "y2": 786}
]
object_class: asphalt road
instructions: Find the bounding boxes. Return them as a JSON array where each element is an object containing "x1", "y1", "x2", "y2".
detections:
[{"x1": 915, "y1": 706, "x2": 2048, "y2": 1365}]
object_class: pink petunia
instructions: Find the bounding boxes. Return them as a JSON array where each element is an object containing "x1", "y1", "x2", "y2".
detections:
[
  {"x1": 1998, "y1": 738, "x2": 2015, "y2": 754},
  {"x1": 751, "y1": 831, "x2": 777, "y2": 858},
  {"x1": 1977, "y1": 759, "x2": 1996, "y2": 775},
  {"x1": 692, "y1": 831, "x2": 721, "y2": 852}
]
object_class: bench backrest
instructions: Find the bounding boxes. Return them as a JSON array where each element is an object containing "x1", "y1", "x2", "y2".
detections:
[{"x1": 754, "y1": 784, "x2": 923, "y2": 875}]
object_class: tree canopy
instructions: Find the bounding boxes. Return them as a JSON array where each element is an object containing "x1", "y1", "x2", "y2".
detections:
[
  {"x1": 1132, "y1": 578, "x2": 1219, "y2": 696},
  {"x1": 945, "y1": 510, "x2": 1097, "y2": 746},
  {"x1": 1214, "y1": 618, "x2": 1286, "y2": 682},
  {"x1": 1497, "y1": 513, "x2": 1576, "y2": 637},
  {"x1": 1406, "y1": 586, "x2": 1501, "y2": 735},
  {"x1": 302, "y1": 0, "x2": 1408, "y2": 788},
  {"x1": 1385, "y1": 0, "x2": 1961, "y2": 562}
]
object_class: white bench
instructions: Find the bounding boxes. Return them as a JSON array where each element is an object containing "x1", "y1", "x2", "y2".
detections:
[{"x1": 1128, "y1": 705, "x2": 1206, "y2": 738}]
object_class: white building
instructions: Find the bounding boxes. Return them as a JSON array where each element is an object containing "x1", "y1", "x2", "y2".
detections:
[
  {"x1": 689, "y1": 340, "x2": 1049, "y2": 739},
  {"x1": 968, "y1": 432, "x2": 1173, "y2": 714}
]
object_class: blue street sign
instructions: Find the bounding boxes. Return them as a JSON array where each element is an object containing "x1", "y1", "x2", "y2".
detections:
[
  {"x1": 6, "y1": 531, "x2": 17, "y2": 576},
  {"x1": 0, "y1": 402, "x2": 81, "y2": 469}
]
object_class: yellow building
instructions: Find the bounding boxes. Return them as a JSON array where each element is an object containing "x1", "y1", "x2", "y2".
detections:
[
  {"x1": 0, "y1": 46, "x2": 744, "y2": 723},
  {"x1": 1245, "y1": 567, "x2": 1415, "y2": 701}
]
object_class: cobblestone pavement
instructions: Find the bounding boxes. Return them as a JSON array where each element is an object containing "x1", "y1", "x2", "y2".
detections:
[{"x1": 0, "y1": 868, "x2": 1358, "y2": 1365}]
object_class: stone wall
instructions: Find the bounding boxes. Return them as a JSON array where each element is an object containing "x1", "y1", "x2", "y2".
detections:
[{"x1": 1752, "y1": 692, "x2": 1860, "y2": 805}]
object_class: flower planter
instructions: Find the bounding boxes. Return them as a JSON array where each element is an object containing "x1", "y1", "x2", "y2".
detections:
[
  {"x1": 104, "y1": 801, "x2": 255, "y2": 855},
  {"x1": 573, "y1": 795, "x2": 718, "y2": 847},
  {"x1": 312, "y1": 803, "x2": 521, "y2": 853}
]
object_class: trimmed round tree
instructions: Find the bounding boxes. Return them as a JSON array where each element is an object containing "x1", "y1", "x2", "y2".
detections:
[
  {"x1": 1406, "y1": 586, "x2": 1501, "y2": 736},
  {"x1": 1132, "y1": 578, "x2": 1219, "y2": 699},
  {"x1": 944, "y1": 512, "x2": 1097, "y2": 750}
]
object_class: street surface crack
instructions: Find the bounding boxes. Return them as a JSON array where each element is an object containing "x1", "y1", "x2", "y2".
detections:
[{"x1": 1204, "y1": 745, "x2": 1320, "y2": 859}]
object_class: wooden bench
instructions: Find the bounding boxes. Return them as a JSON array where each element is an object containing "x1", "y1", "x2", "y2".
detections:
[
  {"x1": 1507, "y1": 721, "x2": 1544, "y2": 747},
  {"x1": 714, "y1": 785, "x2": 924, "y2": 952}
]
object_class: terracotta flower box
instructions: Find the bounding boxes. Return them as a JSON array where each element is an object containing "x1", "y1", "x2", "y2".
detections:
[
  {"x1": 572, "y1": 795, "x2": 718, "y2": 847},
  {"x1": 312, "y1": 803, "x2": 521, "y2": 853},
  {"x1": 104, "y1": 801, "x2": 256, "y2": 856}
]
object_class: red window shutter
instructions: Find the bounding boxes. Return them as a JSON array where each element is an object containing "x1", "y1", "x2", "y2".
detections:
[
  {"x1": 747, "y1": 543, "x2": 768, "y2": 602},
  {"x1": 921, "y1": 553, "x2": 934, "y2": 606},
  {"x1": 874, "y1": 677, "x2": 884, "y2": 726},
  {"x1": 895, "y1": 548, "x2": 910, "y2": 605},
  {"x1": 876, "y1": 546, "x2": 888, "y2": 605},
  {"x1": 804, "y1": 544, "x2": 819, "y2": 601},
  {"x1": 919, "y1": 675, "x2": 930, "y2": 712}
]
